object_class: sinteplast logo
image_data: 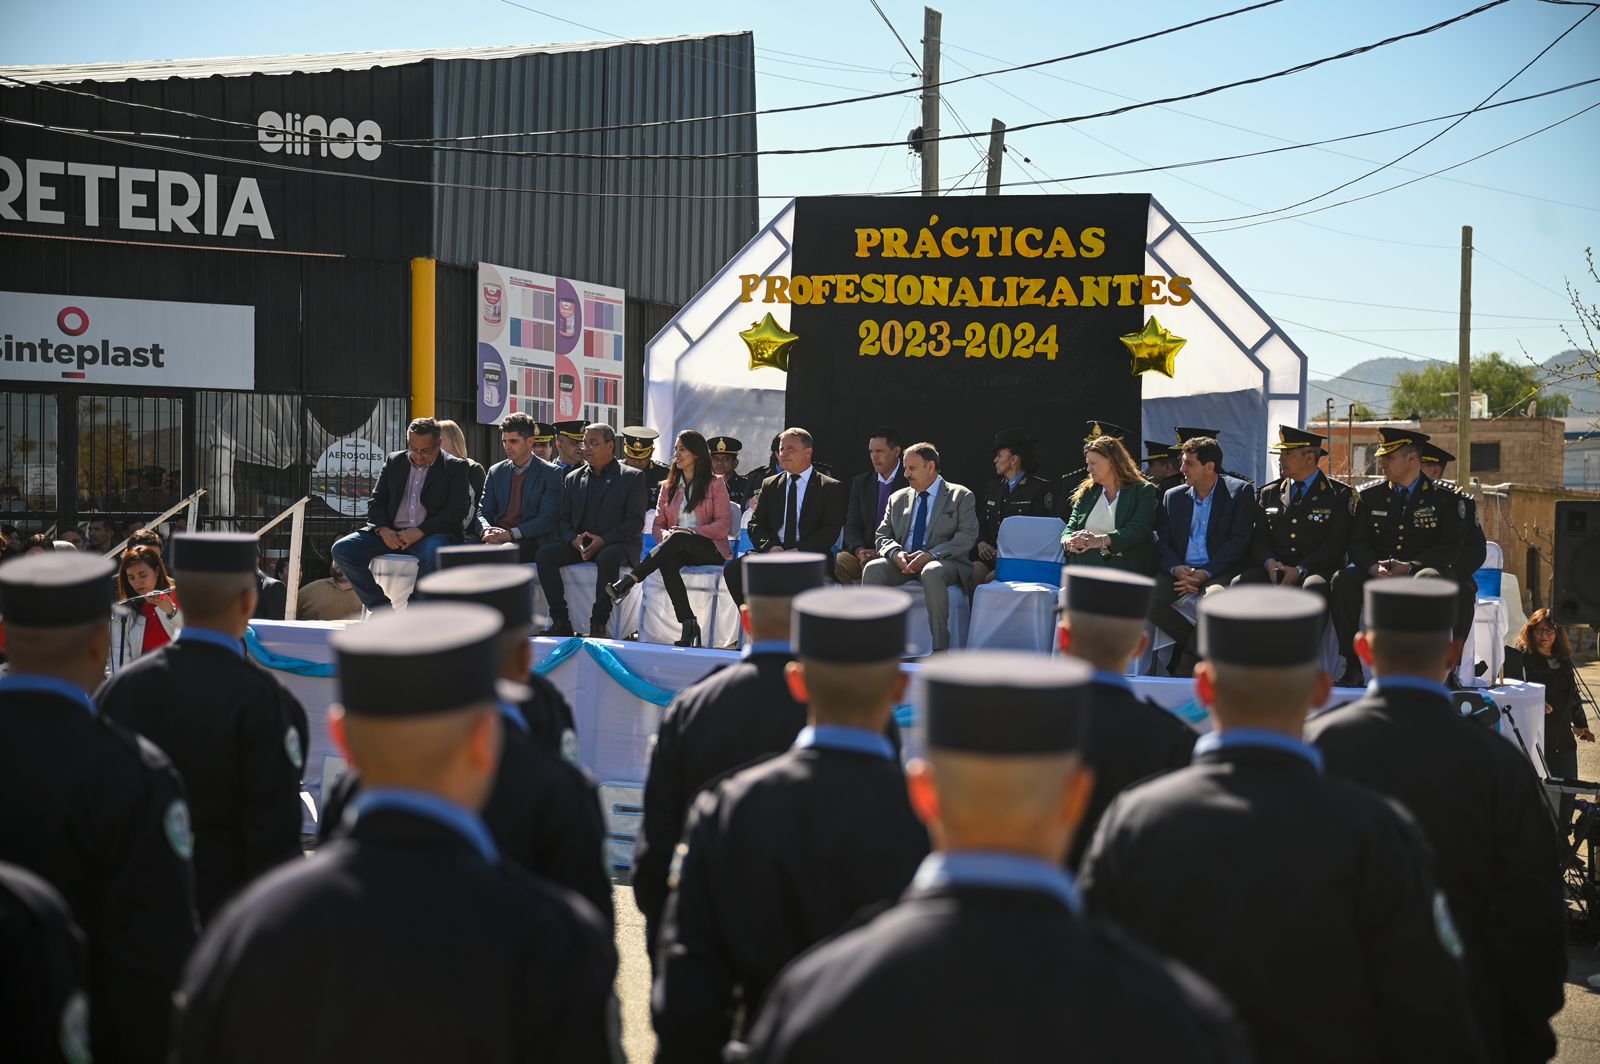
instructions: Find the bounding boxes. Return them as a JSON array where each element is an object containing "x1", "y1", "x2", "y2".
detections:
[{"x1": 2, "y1": 305, "x2": 167, "y2": 380}]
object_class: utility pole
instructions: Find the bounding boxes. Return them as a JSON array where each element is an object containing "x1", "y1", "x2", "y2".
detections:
[
  {"x1": 1458, "y1": 224, "x2": 1473, "y2": 485},
  {"x1": 921, "y1": 7, "x2": 942, "y2": 196},
  {"x1": 1347, "y1": 403, "x2": 1356, "y2": 478},
  {"x1": 985, "y1": 119, "x2": 1005, "y2": 195}
]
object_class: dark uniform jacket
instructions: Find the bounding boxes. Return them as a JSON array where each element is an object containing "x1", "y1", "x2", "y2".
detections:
[
  {"x1": 1066, "y1": 677, "x2": 1196, "y2": 871},
  {"x1": 520, "y1": 668, "x2": 581, "y2": 763},
  {"x1": 842, "y1": 467, "x2": 908, "y2": 556},
  {"x1": 362, "y1": 450, "x2": 471, "y2": 542},
  {"x1": 634, "y1": 651, "x2": 809, "y2": 947},
  {"x1": 97, "y1": 637, "x2": 306, "y2": 923},
  {"x1": 1348, "y1": 474, "x2": 1467, "y2": 574},
  {"x1": 748, "y1": 470, "x2": 846, "y2": 554},
  {"x1": 972, "y1": 472, "x2": 1055, "y2": 555},
  {"x1": 743, "y1": 879, "x2": 1250, "y2": 1064},
  {"x1": 1249, "y1": 470, "x2": 1354, "y2": 579},
  {"x1": 640, "y1": 459, "x2": 671, "y2": 498},
  {"x1": 0, "y1": 860, "x2": 89, "y2": 1064},
  {"x1": 653, "y1": 741, "x2": 930, "y2": 1062},
  {"x1": 1081, "y1": 741, "x2": 1485, "y2": 1064},
  {"x1": 721, "y1": 470, "x2": 753, "y2": 509},
  {"x1": 1306, "y1": 685, "x2": 1566, "y2": 1063},
  {"x1": 317, "y1": 707, "x2": 613, "y2": 928},
  {"x1": 174, "y1": 806, "x2": 616, "y2": 1064},
  {"x1": 1440, "y1": 481, "x2": 1489, "y2": 576},
  {"x1": 0, "y1": 685, "x2": 198, "y2": 1064}
]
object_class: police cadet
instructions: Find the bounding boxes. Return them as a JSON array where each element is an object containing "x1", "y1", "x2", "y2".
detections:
[
  {"x1": 970, "y1": 427, "x2": 1054, "y2": 589},
  {"x1": 0, "y1": 859, "x2": 90, "y2": 1064},
  {"x1": 1080, "y1": 586, "x2": 1486, "y2": 1064},
  {"x1": 174, "y1": 604, "x2": 616, "y2": 1063},
  {"x1": 1143, "y1": 440, "x2": 1184, "y2": 494},
  {"x1": 1055, "y1": 568, "x2": 1196, "y2": 870},
  {"x1": 1237, "y1": 425, "x2": 1353, "y2": 602},
  {"x1": 529, "y1": 420, "x2": 558, "y2": 464},
  {"x1": 98, "y1": 532, "x2": 307, "y2": 924},
  {"x1": 1058, "y1": 420, "x2": 1130, "y2": 516},
  {"x1": 622, "y1": 425, "x2": 672, "y2": 496},
  {"x1": 1329, "y1": 427, "x2": 1467, "y2": 687},
  {"x1": 653, "y1": 587, "x2": 929, "y2": 1062},
  {"x1": 437, "y1": 542, "x2": 581, "y2": 762},
  {"x1": 633, "y1": 552, "x2": 827, "y2": 951},
  {"x1": 743, "y1": 651, "x2": 1248, "y2": 1064},
  {"x1": 319, "y1": 565, "x2": 612, "y2": 927},
  {"x1": 708, "y1": 435, "x2": 750, "y2": 508},
  {"x1": 0, "y1": 553, "x2": 198, "y2": 1064},
  {"x1": 1420, "y1": 441, "x2": 1489, "y2": 654},
  {"x1": 1306, "y1": 580, "x2": 1565, "y2": 1063},
  {"x1": 553, "y1": 419, "x2": 587, "y2": 473}
]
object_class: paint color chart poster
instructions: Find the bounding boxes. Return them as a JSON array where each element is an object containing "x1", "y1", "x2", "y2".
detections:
[{"x1": 476, "y1": 262, "x2": 626, "y2": 427}]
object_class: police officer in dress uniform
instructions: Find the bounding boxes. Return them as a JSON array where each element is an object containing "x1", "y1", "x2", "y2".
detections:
[
  {"x1": 622, "y1": 426, "x2": 672, "y2": 498},
  {"x1": 1329, "y1": 427, "x2": 1467, "y2": 687},
  {"x1": 1058, "y1": 420, "x2": 1130, "y2": 517},
  {"x1": 1143, "y1": 440, "x2": 1184, "y2": 495},
  {"x1": 653, "y1": 587, "x2": 929, "y2": 1062},
  {"x1": 633, "y1": 553, "x2": 827, "y2": 952},
  {"x1": 1080, "y1": 586, "x2": 1486, "y2": 1064},
  {"x1": 1236, "y1": 426, "x2": 1354, "y2": 603},
  {"x1": 0, "y1": 859, "x2": 91, "y2": 1064},
  {"x1": 553, "y1": 420, "x2": 588, "y2": 474},
  {"x1": 708, "y1": 436, "x2": 750, "y2": 508},
  {"x1": 742, "y1": 651, "x2": 1249, "y2": 1064},
  {"x1": 1306, "y1": 580, "x2": 1565, "y2": 1064},
  {"x1": 970, "y1": 427, "x2": 1055, "y2": 588},
  {"x1": 436, "y1": 542, "x2": 582, "y2": 761},
  {"x1": 174, "y1": 604, "x2": 616, "y2": 1063},
  {"x1": 1056, "y1": 568, "x2": 1196, "y2": 870},
  {"x1": 529, "y1": 420, "x2": 558, "y2": 464},
  {"x1": 98, "y1": 532, "x2": 308, "y2": 924},
  {"x1": 1420, "y1": 442, "x2": 1489, "y2": 659},
  {"x1": 0, "y1": 553, "x2": 198, "y2": 1064},
  {"x1": 317, "y1": 565, "x2": 612, "y2": 927}
]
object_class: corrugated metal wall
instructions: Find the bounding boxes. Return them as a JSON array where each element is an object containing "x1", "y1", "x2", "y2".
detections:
[{"x1": 430, "y1": 33, "x2": 760, "y2": 307}]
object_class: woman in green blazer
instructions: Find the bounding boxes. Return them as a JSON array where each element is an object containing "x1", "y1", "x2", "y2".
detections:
[{"x1": 1061, "y1": 435, "x2": 1160, "y2": 575}]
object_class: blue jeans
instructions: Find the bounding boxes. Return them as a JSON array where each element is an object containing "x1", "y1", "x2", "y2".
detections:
[{"x1": 332, "y1": 529, "x2": 452, "y2": 610}]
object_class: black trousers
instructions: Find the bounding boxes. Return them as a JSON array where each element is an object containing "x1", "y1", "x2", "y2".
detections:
[
  {"x1": 630, "y1": 531, "x2": 726, "y2": 622},
  {"x1": 1233, "y1": 565, "x2": 1331, "y2": 603},
  {"x1": 535, "y1": 540, "x2": 631, "y2": 631},
  {"x1": 1150, "y1": 570, "x2": 1233, "y2": 672},
  {"x1": 1329, "y1": 565, "x2": 1457, "y2": 673}
]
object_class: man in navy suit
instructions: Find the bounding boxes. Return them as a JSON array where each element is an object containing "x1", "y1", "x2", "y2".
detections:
[
  {"x1": 332, "y1": 417, "x2": 470, "y2": 611},
  {"x1": 475, "y1": 412, "x2": 561, "y2": 562},
  {"x1": 1151, "y1": 437, "x2": 1258, "y2": 675},
  {"x1": 836, "y1": 426, "x2": 906, "y2": 585},
  {"x1": 535, "y1": 423, "x2": 648, "y2": 637}
]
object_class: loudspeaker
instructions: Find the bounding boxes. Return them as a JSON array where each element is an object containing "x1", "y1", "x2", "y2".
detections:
[{"x1": 1553, "y1": 501, "x2": 1600, "y2": 626}]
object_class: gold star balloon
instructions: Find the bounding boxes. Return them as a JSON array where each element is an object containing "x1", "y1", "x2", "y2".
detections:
[
  {"x1": 1120, "y1": 316, "x2": 1187, "y2": 378},
  {"x1": 740, "y1": 313, "x2": 798, "y2": 373}
]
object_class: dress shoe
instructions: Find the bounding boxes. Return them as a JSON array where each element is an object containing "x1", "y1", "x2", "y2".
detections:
[
  {"x1": 605, "y1": 574, "x2": 637, "y2": 603},
  {"x1": 541, "y1": 619, "x2": 575, "y2": 638}
]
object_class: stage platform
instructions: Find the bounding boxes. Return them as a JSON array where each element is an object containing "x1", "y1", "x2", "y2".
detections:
[{"x1": 246, "y1": 621, "x2": 1548, "y2": 833}]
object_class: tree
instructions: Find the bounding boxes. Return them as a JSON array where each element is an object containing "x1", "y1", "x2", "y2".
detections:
[
  {"x1": 1350, "y1": 401, "x2": 1378, "y2": 421},
  {"x1": 1388, "y1": 352, "x2": 1570, "y2": 420},
  {"x1": 1550, "y1": 246, "x2": 1598, "y2": 397}
]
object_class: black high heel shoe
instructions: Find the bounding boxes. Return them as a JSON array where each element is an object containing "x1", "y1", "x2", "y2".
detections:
[
  {"x1": 674, "y1": 618, "x2": 702, "y2": 648},
  {"x1": 605, "y1": 574, "x2": 636, "y2": 603}
]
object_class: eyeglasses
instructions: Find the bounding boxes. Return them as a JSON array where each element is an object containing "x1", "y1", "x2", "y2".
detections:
[{"x1": 1533, "y1": 623, "x2": 1556, "y2": 633}]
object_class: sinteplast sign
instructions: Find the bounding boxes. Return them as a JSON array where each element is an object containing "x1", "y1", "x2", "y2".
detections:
[{"x1": 0, "y1": 291, "x2": 253, "y2": 389}]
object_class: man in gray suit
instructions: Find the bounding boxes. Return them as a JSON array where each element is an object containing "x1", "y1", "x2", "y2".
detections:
[{"x1": 864, "y1": 442, "x2": 979, "y2": 653}]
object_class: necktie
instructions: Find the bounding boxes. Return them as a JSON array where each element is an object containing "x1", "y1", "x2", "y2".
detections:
[
  {"x1": 784, "y1": 474, "x2": 799, "y2": 546},
  {"x1": 1292, "y1": 482, "x2": 1303, "y2": 506},
  {"x1": 908, "y1": 491, "x2": 930, "y2": 553}
]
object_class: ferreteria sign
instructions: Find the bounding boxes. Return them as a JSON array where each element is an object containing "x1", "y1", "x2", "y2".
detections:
[
  {"x1": 0, "y1": 291, "x2": 254, "y2": 389},
  {"x1": 763, "y1": 194, "x2": 1165, "y2": 495}
]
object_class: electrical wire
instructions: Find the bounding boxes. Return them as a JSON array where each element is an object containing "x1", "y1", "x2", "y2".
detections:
[
  {"x1": 1248, "y1": 287, "x2": 1577, "y2": 321},
  {"x1": 0, "y1": 0, "x2": 1500, "y2": 161},
  {"x1": 1191, "y1": 5, "x2": 1596, "y2": 224}
]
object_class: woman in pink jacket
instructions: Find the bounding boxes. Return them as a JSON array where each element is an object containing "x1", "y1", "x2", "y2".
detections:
[{"x1": 606, "y1": 429, "x2": 732, "y2": 647}]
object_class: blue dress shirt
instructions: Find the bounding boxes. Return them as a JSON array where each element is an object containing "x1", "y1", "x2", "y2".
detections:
[
  {"x1": 1193, "y1": 727, "x2": 1324, "y2": 773},
  {"x1": 0, "y1": 674, "x2": 97, "y2": 715},
  {"x1": 1184, "y1": 487, "x2": 1215, "y2": 570},
  {"x1": 177, "y1": 627, "x2": 245, "y2": 659},
  {"x1": 792, "y1": 724, "x2": 895, "y2": 761},
  {"x1": 913, "y1": 851, "x2": 1084, "y2": 914},
  {"x1": 352, "y1": 787, "x2": 500, "y2": 864}
]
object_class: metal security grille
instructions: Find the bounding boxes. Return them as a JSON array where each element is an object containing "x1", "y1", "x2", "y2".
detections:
[{"x1": 0, "y1": 390, "x2": 59, "y2": 531}]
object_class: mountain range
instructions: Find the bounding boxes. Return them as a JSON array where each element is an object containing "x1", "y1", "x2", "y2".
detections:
[{"x1": 1306, "y1": 350, "x2": 1598, "y2": 425}]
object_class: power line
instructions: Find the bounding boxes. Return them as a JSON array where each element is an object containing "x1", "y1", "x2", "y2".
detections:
[
  {"x1": 1249, "y1": 287, "x2": 1577, "y2": 320},
  {"x1": 1473, "y1": 246, "x2": 1575, "y2": 300},
  {"x1": 1190, "y1": 99, "x2": 1600, "y2": 234},
  {"x1": 868, "y1": 0, "x2": 924, "y2": 71},
  {"x1": 1191, "y1": 5, "x2": 1596, "y2": 224},
  {"x1": 0, "y1": 0, "x2": 1503, "y2": 162}
]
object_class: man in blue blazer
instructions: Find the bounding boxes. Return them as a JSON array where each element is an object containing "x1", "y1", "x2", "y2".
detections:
[
  {"x1": 535, "y1": 423, "x2": 648, "y2": 637},
  {"x1": 475, "y1": 412, "x2": 561, "y2": 562},
  {"x1": 1151, "y1": 437, "x2": 1259, "y2": 675},
  {"x1": 332, "y1": 417, "x2": 470, "y2": 611}
]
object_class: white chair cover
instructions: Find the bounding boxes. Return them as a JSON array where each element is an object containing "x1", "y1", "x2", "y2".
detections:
[
  {"x1": 899, "y1": 581, "x2": 971, "y2": 657},
  {"x1": 369, "y1": 553, "x2": 420, "y2": 610},
  {"x1": 635, "y1": 565, "x2": 740, "y2": 647},
  {"x1": 966, "y1": 516, "x2": 1067, "y2": 653},
  {"x1": 544, "y1": 562, "x2": 636, "y2": 638}
]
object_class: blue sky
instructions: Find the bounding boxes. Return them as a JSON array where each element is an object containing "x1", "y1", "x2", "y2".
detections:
[{"x1": 5, "y1": 0, "x2": 1596, "y2": 393}]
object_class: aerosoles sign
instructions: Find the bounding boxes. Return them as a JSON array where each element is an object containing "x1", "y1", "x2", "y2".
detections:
[{"x1": 0, "y1": 291, "x2": 253, "y2": 389}]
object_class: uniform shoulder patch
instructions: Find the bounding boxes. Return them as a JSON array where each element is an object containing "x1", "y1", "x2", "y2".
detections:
[
  {"x1": 667, "y1": 841, "x2": 689, "y2": 892},
  {"x1": 1041, "y1": 491, "x2": 1054, "y2": 512},
  {"x1": 164, "y1": 799, "x2": 194, "y2": 861},
  {"x1": 1433, "y1": 889, "x2": 1464, "y2": 959},
  {"x1": 285, "y1": 725, "x2": 305, "y2": 771},
  {"x1": 560, "y1": 727, "x2": 581, "y2": 768},
  {"x1": 59, "y1": 990, "x2": 90, "y2": 1064},
  {"x1": 1458, "y1": 499, "x2": 1466, "y2": 519}
]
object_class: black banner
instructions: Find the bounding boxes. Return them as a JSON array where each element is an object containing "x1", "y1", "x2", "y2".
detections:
[{"x1": 779, "y1": 194, "x2": 1163, "y2": 496}]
